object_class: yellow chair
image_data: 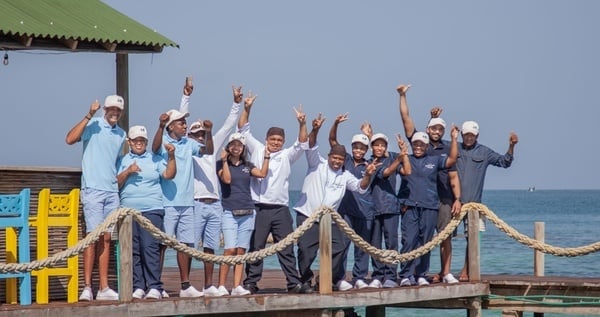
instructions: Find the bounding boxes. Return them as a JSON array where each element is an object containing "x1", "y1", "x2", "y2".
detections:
[{"x1": 30, "y1": 188, "x2": 79, "y2": 303}]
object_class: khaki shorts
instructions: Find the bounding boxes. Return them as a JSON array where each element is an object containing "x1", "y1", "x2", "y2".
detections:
[{"x1": 437, "y1": 199, "x2": 457, "y2": 237}]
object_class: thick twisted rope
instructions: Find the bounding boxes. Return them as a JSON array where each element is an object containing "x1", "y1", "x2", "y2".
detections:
[
  {"x1": 2, "y1": 203, "x2": 600, "y2": 274},
  {"x1": 467, "y1": 202, "x2": 600, "y2": 256}
]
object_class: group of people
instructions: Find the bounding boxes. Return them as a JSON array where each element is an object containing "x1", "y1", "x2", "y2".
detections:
[{"x1": 66, "y1": 79, "x2": 518, "y2": 301}]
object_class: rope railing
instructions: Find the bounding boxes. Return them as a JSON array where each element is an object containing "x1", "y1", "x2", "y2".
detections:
[{"x1": 2, "y1": 202, "x2": 600, "y2": 274}]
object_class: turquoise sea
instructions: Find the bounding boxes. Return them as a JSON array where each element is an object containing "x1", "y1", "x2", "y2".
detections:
[{"x1": 166, "y1": 190, "x2": 600, "y2": 316}]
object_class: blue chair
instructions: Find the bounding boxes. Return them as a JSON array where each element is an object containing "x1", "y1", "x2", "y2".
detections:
[{"x1": 0, "y1": 188, "x2": 32, "y2": 305}]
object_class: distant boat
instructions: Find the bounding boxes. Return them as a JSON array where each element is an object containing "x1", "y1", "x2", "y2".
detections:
[{"x1": 528, "y1": 186, "x2": 536, "y2": 192}]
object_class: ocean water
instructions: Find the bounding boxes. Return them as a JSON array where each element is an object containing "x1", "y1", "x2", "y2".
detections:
[{"x1": 166, "y1": 190, "x2": 600, "y2": 316}]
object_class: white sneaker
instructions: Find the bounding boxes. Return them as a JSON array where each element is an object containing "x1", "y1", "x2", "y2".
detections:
[
  {"x1": 231, "y1": 285, "x2": 251, "y2": 296},
  {"x1": 217, "y1": 285, "x2": 230, "y2": 296},
  {"x1": 336, "y1": 280, "x2": 353, "y2": 291},
  {"x1": 382, "y1": 279, "x2": 399, "y2": 288},
  {"x1": 203, "y1": 285, "x2": 224, "y2": 297},
  {"x1": 417, "y1": 277, "x2": 430, "y2": 286},
  {"x1": 443, "y1": 273, "x2": 459, "y2": 284},
  {"x1": 161, "y1": 290, "x2": 170, "y2": 298},
  {"x1": 400, "y1": 278, "x2": 412, "y2": 287},
  {"x1": 367, "y1": 279, "x2": 382, "y2": 288},
  {"x1": 180, "y1": 285, "x2": 204, "y2": 298},
  {"x1": 96, "y1": 287, "x2": 119, "y2": 300},
  {"x1": 79, "y1": 286, "x2": 93, "y2": 301},
  {"x1": 354, "y1": 279, "x2": 369, "y2": 289},
  {"x1": 132, "y1": 288, "x2": 145, "y2": 299},
  {"x1": 145, "y1": 288, "x2": 162, "y2": 299}
]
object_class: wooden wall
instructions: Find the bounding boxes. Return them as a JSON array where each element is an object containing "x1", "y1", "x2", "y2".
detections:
[{"x1": 0, "y1": 166, "x2": 118, "y2": 302}]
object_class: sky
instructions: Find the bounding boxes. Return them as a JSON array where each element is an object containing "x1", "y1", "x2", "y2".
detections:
[{"x1": 1, "y1": 0, "x2": 599, "y2": 190}]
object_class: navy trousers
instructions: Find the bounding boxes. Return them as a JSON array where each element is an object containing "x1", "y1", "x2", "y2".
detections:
[{"x1": 132, "y1": 209, "x2": 164, "y2": 291}]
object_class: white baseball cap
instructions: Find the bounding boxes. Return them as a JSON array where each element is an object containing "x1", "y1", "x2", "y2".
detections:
[
  {"x1": 228, "y1": 132, "x2": 246, "y2": 145},
  {"x1": 427, "y1": 118, "x2": 446, "y2": 129},
  {"x1": 165, "y1": 109, "x2": 190, "y2": 128},
  {"x1": 189, "y1": 121, "x2": 206, "y2": 133},
  {"x1": 104, "y1": 95, "x2": 124, "y2": 110},
  {"x1": 351, "y1": 134, "x2": 369, "y2": 146},
  {"x1": 370, "y1": 133, "x2": 389, "y2": 144},
  {"x1": 128, "y1": 125, "x2": 148, "y2": 140},
  {"x1": 411, "y1": 131, "x2": 429, "y2": 144},
  {"x1": 462, "y1": 121, "x2": 480, "y2": 135}
]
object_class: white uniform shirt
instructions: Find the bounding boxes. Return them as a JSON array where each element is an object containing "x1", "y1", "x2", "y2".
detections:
[
  {"x1": 293, "y1": 145, "x2": 366, "y2": 217},
  {"x1": 239, "y1": 123, "x2": 307, "y2": 206}
]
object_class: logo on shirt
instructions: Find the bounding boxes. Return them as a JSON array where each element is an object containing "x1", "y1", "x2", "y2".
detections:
[
  {"x1": 242, "y1": 167, "x2": 250, "y2": 174},
  {"x1": 425, "y1": 163, "x2": 436, "y2": 169}
]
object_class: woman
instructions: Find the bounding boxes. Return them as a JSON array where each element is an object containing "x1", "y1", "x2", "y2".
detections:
[
  {"x1": 117, "y1": 125, "x2": 176, "y2": 299},
  {"x1": 216, "y1": 132, "x2": 269, "y2": 295}
]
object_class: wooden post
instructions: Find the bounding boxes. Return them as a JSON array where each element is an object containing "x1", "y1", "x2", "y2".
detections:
[
  {"x1": 116, "y1": 53, "x2": 130, "y2": 154},
  {"x1": 118, "y1": 214, "x2": 133, "y2": 302},
  {"x1": 534, "y1": 222, "x2": 545, "y2": 317},
  {"x1": 467, "y1": 209, "x2": 481, "y2": 282},
  {"x1": 318, "y1": 213, "x2": 333, "y2": 294}
]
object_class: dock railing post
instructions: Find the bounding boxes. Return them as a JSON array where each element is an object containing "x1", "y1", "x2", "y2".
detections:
[
  {"x1": 319, "y1": 212, "x2": 333, "y2": 294},
  {"x1": 534, "y1": 222, "x2": 545, "y2": 317},
  {"x1": 467, "y1": 209, "x2": 481, "y2": 282},
  {"x1": 118, "y1": 213, "x2": 133, "y2": 302}
]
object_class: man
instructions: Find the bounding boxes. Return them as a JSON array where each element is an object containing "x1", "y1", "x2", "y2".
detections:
[
  {"x1": 238, "y1": 100, "x2": 308, "y2": 294},
  {"x1": 66, "y1": 95, "x2": 125, "y2": 301},
  {"x1": 397, "y1": 84, "x2": 461, "y2": 284},
  {"x1": 295, "y1": 114, "x2": 379, "y2": 292},
  {"x1": 328, "y1": 113, "x2": 375, "y2": 289},
  {"x1": 456, "y1": 120, "x2": 518, "y2": 281},
  {"x1": 180, "y1": 81, "x2": 244, "y2": 297},
  {"x1": 151, "y1": 108, "x2": 214, "y2": 297}
]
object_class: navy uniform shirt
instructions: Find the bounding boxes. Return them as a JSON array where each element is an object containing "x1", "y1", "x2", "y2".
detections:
[
  {"x1": 398, "y1": 154, "x2": 447, "y2": 210},
  {"x1": 338, "y1": 153, "x2": 375, "y2": 220}
]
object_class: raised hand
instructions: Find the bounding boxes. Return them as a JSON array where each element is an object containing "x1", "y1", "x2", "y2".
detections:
[
  {"x1": 430, "y1": 106, "x2": 443, "y2": 118},
  {"x1": 312, "y1": 112, "x2": 326, "y2": 130},
  {"x1": 232, "y1": 85, "x2": 243, "y2": 104},
  {"x1": 220, "y1": 148, "x2": 228, "y2": 161},
  {"x1": 183, "y1": 77, "x2": 194, "y2": 96},
  {"x1": 158, "y1": 113, "x2": 170, "y2": 128},
  {"x1": 397, "y1": 134, "x2": 409, "y2": 156},
  {"x1": 202, "y1": 119, "x2": 213, "y2": 131},
  {"x1": 89, "y1": 99, "x2": 101, "y2": 114},
  {"x1": 293, "y1": 104, "x2": 306, "y2": 124},
  {"x1": 334, "y1": 113, "x2": 349, "y2": 124},
  {"x1": 396, "y1": 84, "x2": 411, "y2": 95},
  {"x1": 450, "y1": 125, "x2": 459, "y2": 140},
  {"x1": 509, "y1": 132, "x2": 519, "y2": 146},
  {"x1": 164, "y1": 143, "x2": 175, "y2": 155},
  {"x1": 360, "y1": 121, "x2": 373, "y2": 139},
  {"x1": 244, "y1": 90, "x2": 257, "y2": 110},
  {"x1": 365, "y1": 160, "x2": 382, "y2": 176}
]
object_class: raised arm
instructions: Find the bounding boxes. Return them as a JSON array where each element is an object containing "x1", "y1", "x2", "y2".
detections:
[
  {"x1": 152, "y1": 113, "x2": 169, "y2": 154},
  {"x1": 178, "y1": 77, "x2": 194, "y2": 114},
  {"x1": 396, "y1": 135, "x2": 411, "y2": 176},
  {"x1": 199, "y1": 120, "x2": 214, "y2": 155},
  {"x1": 329, "y1": 113, "x2": 348, "y2": 147},
  {"x1": 360, "y1": 121, "x2": 373, "y2": 141},
  {"x1": 237, "y1": 90, "x2": 256, "y2": 129},
  {"x1": 360, "y1": 160, "x2": 381, "y2": 189},
  {"x1": 162, "y1": 143, "x2": 177, "y2": 179},
  {"x1": 66, "y1": 99, "x2": 101, "y2": 144},
  {"x1": 293, "y1": 104, "x2": 308, "y2": 143},
  {"x1": 507, "y1": 132, "x2": 518, "y2": 156},
  {"x1": 445, "y1": 125, "x2": 459, "y2": 168},
  {"x1": 308, "y1": 112, "x2": 326, "y2": 148},
  {"x1": 396, "y1": 84, "x2": 415, "y2": 138}
]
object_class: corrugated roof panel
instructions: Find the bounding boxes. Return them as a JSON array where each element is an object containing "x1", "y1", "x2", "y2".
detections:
[{"x1": 0, "y1": 0, "x2": 178, "y2": 51}]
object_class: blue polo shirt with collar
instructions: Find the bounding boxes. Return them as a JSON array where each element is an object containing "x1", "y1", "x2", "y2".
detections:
[
  {"x1": 397, "y1": 154, "x2": 447, "y2": 210},
  {"x1": 370, "y1": 151, "x2": 401, "y2": 216},
  {"x1": 338, "y1": 153, "x2": 375, "y2": 220},
  {"x1": 118, "y1": 151, "x2": 167, "y2": 212},
  {"x1": 158, "y1": 133, "x2": 203, "y2": 207},
  {"x1": 80, "y1": 117, "x2": 126, "y2": 192}
]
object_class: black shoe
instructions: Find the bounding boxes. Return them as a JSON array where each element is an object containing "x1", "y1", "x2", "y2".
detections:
[
  {"x1": 299, "y1": 282, "x2": 314, "y2": 294},
  {"x1": 287, "y1": 283, "x2": 302, "y2": 293},
  {"x1": 243, "y1": 283, "x2": 259, "y2": 294}
]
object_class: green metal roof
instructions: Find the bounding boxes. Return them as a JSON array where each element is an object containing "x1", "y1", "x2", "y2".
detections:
[{"x1": 0, "y1": 0, "x2": 178, "y2": 53}]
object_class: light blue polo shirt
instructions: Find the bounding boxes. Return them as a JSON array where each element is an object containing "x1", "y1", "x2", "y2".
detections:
[
  {"x1": 159, "y1": 133, "x2": 203, "y2": 207},
  {"x1": 118, "y1": 151, "x2": 167, "y2": 212},
  {"x1": 80, "y1": 117, "x2": 126, "y2": 192}
]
